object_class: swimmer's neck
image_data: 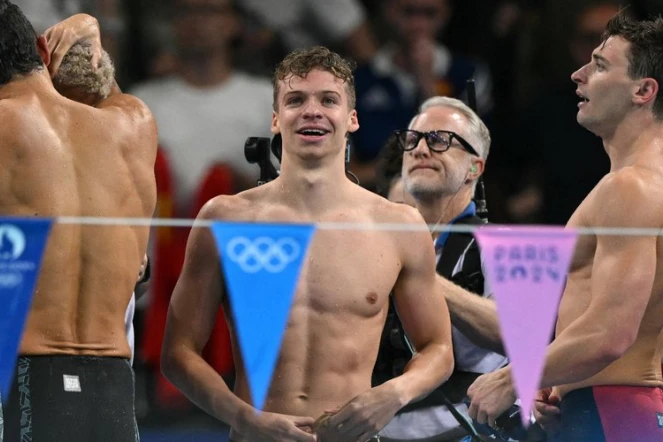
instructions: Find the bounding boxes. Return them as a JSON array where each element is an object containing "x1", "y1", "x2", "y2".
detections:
[
  {"x1": 0, "y1": 69, "x2": 53, "y2": 99},
  {"x1": 275, "y1": 159, "x2": 355, "y2": 214},
  {"x1": 601, "y1": 113, "x2": 663, "y2": 171}
]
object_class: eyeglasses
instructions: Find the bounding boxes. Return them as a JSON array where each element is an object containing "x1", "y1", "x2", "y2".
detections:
[{"x1": 394, "y1": 129, "x2": 479, "y2": 156}]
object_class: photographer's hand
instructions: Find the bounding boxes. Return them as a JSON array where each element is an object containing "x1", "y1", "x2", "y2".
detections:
[{"x1": 467, "y1": 367, "x2": 516, "y2": 427}]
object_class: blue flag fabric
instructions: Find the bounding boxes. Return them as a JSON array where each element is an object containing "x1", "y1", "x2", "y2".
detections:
[
  {"x1": 0, "y1": 217, "x2": 53, "y2": 403},
  {"x1": 210, "y1": 222, "x2": 315, "y2": 411}
]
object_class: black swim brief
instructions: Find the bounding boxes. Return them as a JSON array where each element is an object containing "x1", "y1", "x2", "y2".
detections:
[{"x1": 2, "y1": 355, "x2": 139, "y2": 441}]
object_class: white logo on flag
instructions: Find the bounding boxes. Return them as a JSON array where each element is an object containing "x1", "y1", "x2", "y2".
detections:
[
  {"x1": 0, "y1": 224, "x2": 26, "y2": 260},
  {"x1": 226, "y1": 236, "x2": 301, "y2": 273}
]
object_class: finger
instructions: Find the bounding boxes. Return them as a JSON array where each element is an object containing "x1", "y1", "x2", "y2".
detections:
[
  {"x1": 537, "y1": 387, "x2": 552, "y2": 401},
  {"x1": 337, "y1": 420, "x2": 364, "y2": 440},
  {"x1": 327, "y1": 409, "x2": 350, "y2": 427},
  {"x1": 48, "y1": 39, "x2": 67, "y2": 76},
  {"x1": 91, "y1": 48, "x2": 102, "y2": 71},
  {"x1": 291, "y1": 416, "x2": 315, "y2": 426},
  {"x1": 539, "y1": 404, "x2": 561, "y2": 415},
  {"x1": 290, "y1": 426, "x2": 317, "y2": 442},
  {"x1": 476, "y1": 408, "x2": 489, "y2": 425},
  {"x1": 356, "y1": 430, "x2": 375, "y2": 442},
  {"x1": 467, "y1": 400, "x2": 478, "y2": 421},
  {"x1": 487, "y1": 410, "x2": 499, "y2": 429}
]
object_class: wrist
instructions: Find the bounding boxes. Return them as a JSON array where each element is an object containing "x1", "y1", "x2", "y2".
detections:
[
  {"x1": 383, "y1": 377, "x2": 412, "y2": 409},
  {"x1": 500, "y1": 366, "x2": 516, "y2": 400},
  {"x1": 230, "y1": 402, "x2": 256, "y2": 432}
]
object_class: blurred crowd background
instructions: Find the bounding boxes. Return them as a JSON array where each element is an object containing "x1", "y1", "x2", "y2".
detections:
[{"x1": 12, "y1": 0, "x2": 663, "y2": 439}]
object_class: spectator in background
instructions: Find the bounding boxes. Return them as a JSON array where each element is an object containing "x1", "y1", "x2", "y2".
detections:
[
  {"x1": 506, "y1": 2, "x2": 620, "y2": 224},
  {"x1": 350, "y1": 0, "x2": 494, "y2": 191},
  {"x1": 237, "y1": 0, "x2": 378, "y2": 64},
  {"x1": 130, "y1": 0, "x2": 273, "y2": 414}
]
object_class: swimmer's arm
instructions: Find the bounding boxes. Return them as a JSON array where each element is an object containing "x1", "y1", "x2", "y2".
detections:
[
  {"x1": 537, "y1": 173, "x2": 656, "y2": 388},
  {"x1": 437, "y1": 274, "x2": 505, "y2": 354},
  {"x1": 162, "y1": 200, "x2": 252, "y2": 428},
  {"x1": 387, "y1": 208, "x2": 455, "y2": 406}
]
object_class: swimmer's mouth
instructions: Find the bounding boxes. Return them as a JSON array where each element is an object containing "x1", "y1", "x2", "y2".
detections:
[
  {"x1": 297, "y1": 128, "x2": 329, "y2": 136},
  {"x1": 576, "y1": 91, "x2": 589, "y2": 103}
]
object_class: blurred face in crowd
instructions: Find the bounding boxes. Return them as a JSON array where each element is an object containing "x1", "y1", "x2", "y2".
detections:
[
  {"x1": 571, "y1": 35, "x2": 635, "y2": 135},
  {"x1": 272, "y1": 69, "x2": 359, "y2": 162},
  {"x1": 571, "y1": 4, "x2": 621, "y2": 68},
  {"x1": 387, "y1": 175, "x2": 417, "y2": 207},
  {"x1": 387, "y1": 0, "x2": 450, "y2": 46},
  {"x1": 402, "y1": 106, "x2": 476, "y2": 200},
  {"x1": 173, "y1": 0, "x2": 239, "y2": 56}
]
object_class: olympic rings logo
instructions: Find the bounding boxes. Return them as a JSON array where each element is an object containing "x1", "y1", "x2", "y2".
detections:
[{"x1": 226, "y1": 236, "x2": 301, "y2": 274}]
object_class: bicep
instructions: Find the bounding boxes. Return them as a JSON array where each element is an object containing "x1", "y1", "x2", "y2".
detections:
[
  {"x1": 165, "y1": 222, "x2": 225, "y2": 354},
  {"x1": 583, "y1": 175, "x2": 659, "y2": 331},
  {"x1": 587, "y1": 231, "x2": 656, "y2": 328},
  {"x1": 393, "y1": 233, "x2": 452, "y2": 351}
]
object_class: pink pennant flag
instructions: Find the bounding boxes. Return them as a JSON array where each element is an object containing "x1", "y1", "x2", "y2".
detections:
[{"x1": 474, "y1": 226, "x2": 578, "y2": 427}]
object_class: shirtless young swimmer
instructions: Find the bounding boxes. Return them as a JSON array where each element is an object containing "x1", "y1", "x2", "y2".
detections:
[
  {"x1": 467, "y1": 10, "x2": 663, "y2": 441},
  {"x1": 161, "y1": 46, "x2": 455, "y2": 442},
  {"x1": 0, "y1": 4, "x2": 157, "y2": 441}
]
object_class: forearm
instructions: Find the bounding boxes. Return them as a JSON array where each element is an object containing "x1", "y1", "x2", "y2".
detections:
[
  {"x1": 162, "y1": 347, "x2": 251, "y2": 428},
  {"x1": 538, "y1": 325, "x2": 620, "y2": 389},
  {"x1": 385, "y1": 342, "x2": 454, "y2": 406},
  {"x1": 439, "y1": 275, "x2": 504, "y2": 354}
]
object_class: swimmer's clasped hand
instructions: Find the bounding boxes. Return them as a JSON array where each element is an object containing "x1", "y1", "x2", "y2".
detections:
[{"x1": 43, "y1": 14, "x2": 103, "y2": 78}]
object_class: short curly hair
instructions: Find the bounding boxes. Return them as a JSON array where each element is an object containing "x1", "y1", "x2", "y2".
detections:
[
  {"x1": 53, "y1": 42, "x2": 114, "y2": 100},
  {"x1": 272, "y1": 46, "x2": 356, "y2": 110}
]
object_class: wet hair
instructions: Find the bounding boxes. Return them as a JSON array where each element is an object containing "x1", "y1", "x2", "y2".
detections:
[
  {"x1": 0, "y1": 0, "x2": 44, "y2": 86},
  {"x1": 272, "y1": 45, "x2": 356, "y2": 110},
  {"x1": 603, "y1": 9, "x2": 663, "y2": 118},
  {"x1": 53, "y1": 43, "x2": 115, "y2": 101}
]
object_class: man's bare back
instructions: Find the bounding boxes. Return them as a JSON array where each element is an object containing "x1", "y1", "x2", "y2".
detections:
[
  {"x1": 558, "y1": 165, "x2": 663, "y2": 397},
  {"x1": 0, "y1": 58, "x2": 156, "y2": 359}
]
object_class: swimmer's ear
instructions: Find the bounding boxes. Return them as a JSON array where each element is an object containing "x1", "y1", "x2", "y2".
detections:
[
  {"x1": 271, "y1": 110, "x2": 280, "y2": 135},
  {"x1": 633, "y1": 77, "x2": 658, "y2": 108},
  {"x1": 36, "y1": 35, "x2": 51, "y2": 69}
]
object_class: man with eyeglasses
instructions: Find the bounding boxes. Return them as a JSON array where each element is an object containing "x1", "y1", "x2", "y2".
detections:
[
  {"x1": 377, "y1": 96, "x2": 509, "y2": 442},
  {"x1": 349, "y1": 0, "x2": 493, "y2": 191}
]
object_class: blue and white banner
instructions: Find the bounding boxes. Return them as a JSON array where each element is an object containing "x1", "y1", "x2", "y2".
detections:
[
  {"x1": 0, "y1": 218, "x2": 53, "y2": 403},
  {"x1": 210, "y1": 222, "x2": 315, "y2": 411}
]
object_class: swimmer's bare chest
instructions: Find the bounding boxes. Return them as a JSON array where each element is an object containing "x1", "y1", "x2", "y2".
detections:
[{"x1": 227, "y1": 203, "x2": 404, "y2": 415}]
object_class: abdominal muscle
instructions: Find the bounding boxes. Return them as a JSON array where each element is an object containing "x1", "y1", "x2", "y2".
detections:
[{"x1": 229, "y1": 302, "x2": 387, "y2": 419}]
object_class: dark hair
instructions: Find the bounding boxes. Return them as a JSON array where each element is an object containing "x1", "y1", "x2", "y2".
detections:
[
  {"x1": 0, "y1": 0, "x2": 43, "y2": 86},
  {"x1": 603, "y1": 9, "x2": 663, "y2": 118},
  {"x1": 272, "y1": 46, "x2": 356, "y2": 110},
  {"x1": 375, "y1": 134, "x2": 405, "y2": 198}
]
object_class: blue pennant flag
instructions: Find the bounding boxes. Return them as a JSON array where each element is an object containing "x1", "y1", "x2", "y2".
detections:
[
  {"x1": 0, "y1": 217, "x2": 53, "y2": 403},
  {"x1": 210, "y1": 222, "x2": 315, "y2": 411}
]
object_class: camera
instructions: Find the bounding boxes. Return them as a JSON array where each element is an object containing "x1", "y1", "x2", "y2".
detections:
[
  {"x1": 462, "y1": 400, "x2": 530, "y2": 441},
  {"x1": 244, "y1": 135, "x2": 281, "y2": 185}
]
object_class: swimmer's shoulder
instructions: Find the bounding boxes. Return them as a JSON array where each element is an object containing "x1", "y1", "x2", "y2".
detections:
[
  {"x1": 360, "y1": 187, "x2": 426, "y2": 226},
  {"x1": 590, "y1": 167, "x2": 663, "y2": 226},
  {"x1": 0, "y1": 95, "x2": 50, "y2": 143},
  {"x1": 196, "y1": 185, "x2": 271, "y2": 223}
]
